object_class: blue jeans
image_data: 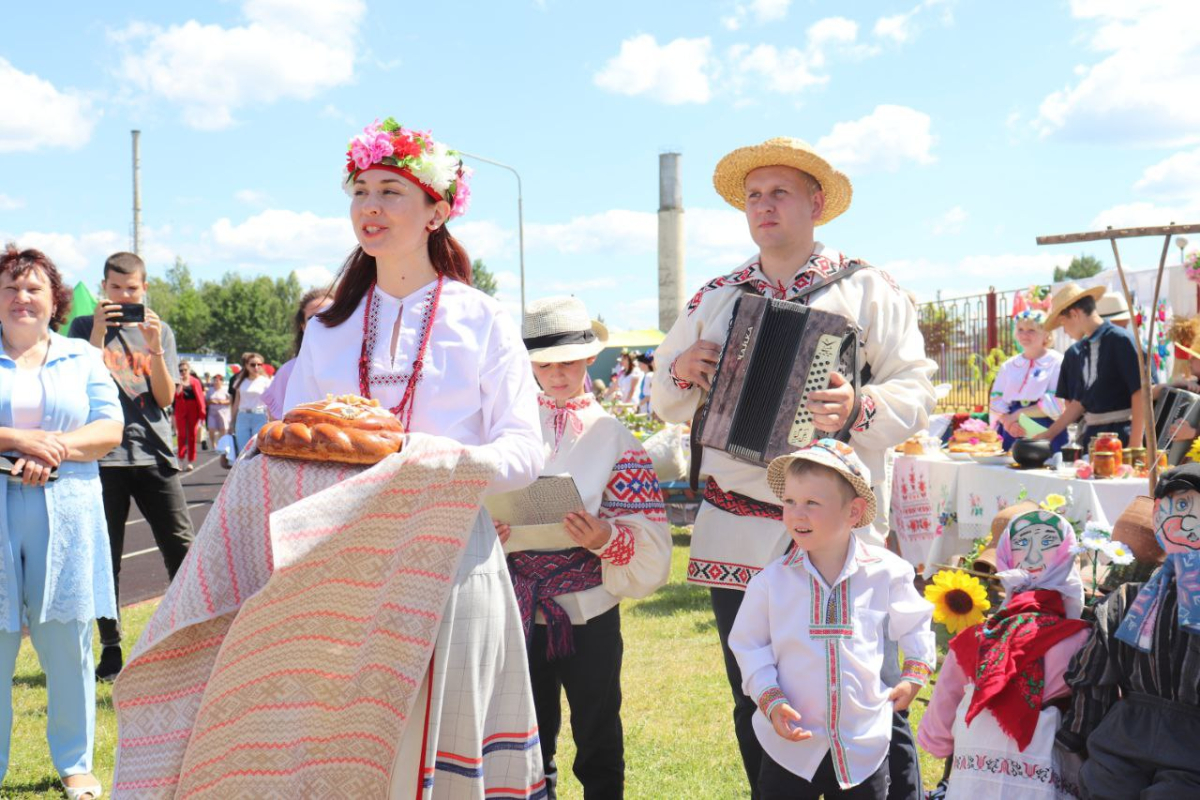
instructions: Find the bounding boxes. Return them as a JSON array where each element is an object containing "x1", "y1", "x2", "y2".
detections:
[
  {"x1": 234, "y1": 410, "x2": 268, "y2": 459},
  {"x1": 0, "y1": 482, "x2": 95, "y2": 782}
]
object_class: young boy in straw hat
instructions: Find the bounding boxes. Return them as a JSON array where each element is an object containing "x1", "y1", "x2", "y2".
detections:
[
  {"x1": 1036, "y1": 282, "x2": 1144, "y2": 452},
  {"x1": 493, "y1": 296, "x2": 671, "y2": 799},
  {"x1": 729, "y1": 440, "x2": 935, "y2": 799},
  {"x1": 652, "y1": 137, "x2": 936, "y2": 797}
]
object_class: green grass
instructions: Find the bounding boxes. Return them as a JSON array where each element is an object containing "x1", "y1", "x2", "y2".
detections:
[{"x1": 5, "y1": 531, "x2": 948, "y2": 798}]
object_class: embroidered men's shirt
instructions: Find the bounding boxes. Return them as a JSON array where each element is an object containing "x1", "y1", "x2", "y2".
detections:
[
  {"x1": 651, "y1": 243, "x2": 936, "y2": 590},
  {"x1": 988, "y1": 351, "x2": 1065, "y2": 423},
  {"x1": 728, "y1": 537, "x2": 936, "y2": 789},
  {"x1": 525, "y1": 393, "x2": 671, "y2": 623},
  {"x1": 1056, "y1": 321, "x2": 1142, "y2": 414}
]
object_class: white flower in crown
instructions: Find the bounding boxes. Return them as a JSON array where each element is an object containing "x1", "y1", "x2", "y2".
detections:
[{"x1": 409, "y1": 140, "x2": 460, "y2": 195}]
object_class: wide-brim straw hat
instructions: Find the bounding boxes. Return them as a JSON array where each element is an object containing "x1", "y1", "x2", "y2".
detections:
[
  {"x1": 1044, "y1": 283, "x2": 1107, "y2": 331},
  {"x1": 522, "y1": 296, "x2": 608, "y2": 363},
  {"x1": 1097, "y1": 291, "x2": 1131, "y2": 323},
  {"x1": 767, "y1": 439, "x2": 876, "y2": 528},
  {"x1": 712, "y1": 137, "x2": 853, "y2": 225}
]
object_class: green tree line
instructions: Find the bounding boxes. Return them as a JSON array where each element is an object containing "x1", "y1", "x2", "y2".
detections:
[{"x1": 144, "y1": 257, "x2": 499, "y2": 365}]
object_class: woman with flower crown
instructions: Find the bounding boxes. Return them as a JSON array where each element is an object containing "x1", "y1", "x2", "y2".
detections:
[
  {"x1": 988, "y1": 294, "x2": 1067, "y2": 452},
  {"x1": 917, "y1": 508, "x2": 1089, "y2": 798},
  {"x1": 285, "y1": 118, "x2": 545, "y2": 798}
]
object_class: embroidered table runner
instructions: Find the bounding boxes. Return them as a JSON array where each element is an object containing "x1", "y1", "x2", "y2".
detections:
[{"x1": 112, "y1": 434, "x2": 495, "y2": 798}]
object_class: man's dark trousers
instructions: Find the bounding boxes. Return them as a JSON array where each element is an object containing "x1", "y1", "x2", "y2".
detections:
[{"x1": 96, "y1": 463, "x2": 194, "y2": 645}]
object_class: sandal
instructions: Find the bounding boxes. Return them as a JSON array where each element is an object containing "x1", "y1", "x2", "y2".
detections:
[{"x1": 62, "y1": 778, "x2": 103, "y2": 800}]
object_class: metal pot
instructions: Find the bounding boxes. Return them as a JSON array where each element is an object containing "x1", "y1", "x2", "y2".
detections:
[{"x1": 1011, "y1": 438, "x2": 1053, "y2": 468}]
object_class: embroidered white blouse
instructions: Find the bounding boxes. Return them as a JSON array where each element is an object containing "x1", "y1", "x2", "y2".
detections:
[
  {"x1": 285, "y1": 279, "x2": 543, "y2": 495},
  {"x1": 988, "y1": 351, "x2": 1064, "y2": 423},
  {"x1": 729, "y1": 537, "x2": 936, "y2": 789},
  {"x1": 652, "y1": 244, "x2": 936, "y2": 590},
  {"x1": 531, "y1": 393, "x2": 671, "y2": 623}
]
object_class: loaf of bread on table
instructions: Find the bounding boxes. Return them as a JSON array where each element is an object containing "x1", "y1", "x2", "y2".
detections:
[{"x1": 257, "y1": 394, "x2": 405, "y2": 465}]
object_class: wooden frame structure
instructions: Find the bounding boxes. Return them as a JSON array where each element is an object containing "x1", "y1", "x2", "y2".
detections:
[{"x1": 1036, "y1": 223, "x2": 1200, "y2": 493}]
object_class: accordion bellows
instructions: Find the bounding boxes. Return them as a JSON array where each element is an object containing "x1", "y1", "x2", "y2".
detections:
[{"x1": 698, "y1": 294, "x2": 860, "y2": 467}]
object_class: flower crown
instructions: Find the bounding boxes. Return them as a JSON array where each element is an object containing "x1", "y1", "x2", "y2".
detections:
[
  {"x1": 343, "y1": 118, "x2": 472, "y2": 219},
  {"x1": 1013, "y1": 307, "x2": 1049, "y2": 325}
]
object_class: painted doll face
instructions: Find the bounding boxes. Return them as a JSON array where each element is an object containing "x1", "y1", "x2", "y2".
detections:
[
  {"x1": 1009, "y1": 521, "x2": 1064, "y2": 573},
  {"x1": 1155, "y1": 489, "x2": 1200, "y2": 553}
]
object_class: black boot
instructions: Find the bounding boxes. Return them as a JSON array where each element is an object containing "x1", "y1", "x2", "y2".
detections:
[{"x1": 95, "y1": 644, "x2": 124, "y2": 683}]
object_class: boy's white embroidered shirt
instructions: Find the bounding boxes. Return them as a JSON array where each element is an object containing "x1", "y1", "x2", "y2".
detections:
[
  {"x1": 729, "y1": 536, "x2": 936, "y2": 789},
  {"x1": 531, "y1": 393, "x2": 671, "y2": 623}
]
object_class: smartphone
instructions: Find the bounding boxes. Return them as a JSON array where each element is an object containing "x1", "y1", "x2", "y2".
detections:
[{"x1": 115, "y1": 303, "x2": 145, "y2": 324}]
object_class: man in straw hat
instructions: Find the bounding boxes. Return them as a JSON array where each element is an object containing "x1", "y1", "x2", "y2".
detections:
[
  {"x1": 652, "y1": 137, "x2": 935, "y2": 797},
  {"x1": 1036, "y1": 282, "x2": 1144, "y2": 452},
  {"x1": 497, "y1": 296, "x2": 671, "y2": 799}
]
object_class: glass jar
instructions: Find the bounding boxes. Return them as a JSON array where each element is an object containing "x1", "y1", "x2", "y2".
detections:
[
  {"x1": 1092, "y1": 451, "x2": 1119, "y2": 479},
  {"x1": 1094, "y1": 432, "x2": 1123, "y2": 454}
]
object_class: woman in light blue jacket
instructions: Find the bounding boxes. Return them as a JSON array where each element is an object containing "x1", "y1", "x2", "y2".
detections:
[{"x1": 0, "y1": 245, "x2": 123, "y2": 800}]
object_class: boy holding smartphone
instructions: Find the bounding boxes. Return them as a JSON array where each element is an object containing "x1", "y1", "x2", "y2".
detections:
[{"x1": 67, "y1": 251, "x2": 194, "y2": 681}]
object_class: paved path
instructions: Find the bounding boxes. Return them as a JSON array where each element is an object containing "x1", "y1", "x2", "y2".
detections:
[{"x1": 118, "y1": 449, "x2": 227, "y2": 606}]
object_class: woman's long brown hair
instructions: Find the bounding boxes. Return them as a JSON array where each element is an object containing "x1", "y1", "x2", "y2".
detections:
[{"x1": 319, "y1": 204, "x2": 473, "y2": 328}]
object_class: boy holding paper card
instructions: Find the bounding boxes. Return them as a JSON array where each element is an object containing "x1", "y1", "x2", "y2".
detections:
[{"x1": 493, "y1": 296, "x2": 671, "y2": 799}]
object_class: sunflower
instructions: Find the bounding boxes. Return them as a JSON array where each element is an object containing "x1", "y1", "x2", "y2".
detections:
[{"x1": 924, "y1": 570, "x2": 991, "y2": 634}]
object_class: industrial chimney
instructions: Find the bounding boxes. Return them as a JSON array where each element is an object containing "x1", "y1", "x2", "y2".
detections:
[{"x1": 658, "y1": 153, "x2": 685, "y2": 332}]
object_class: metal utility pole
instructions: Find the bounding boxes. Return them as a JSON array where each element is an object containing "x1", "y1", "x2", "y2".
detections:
[
  {"x1": 131, "y1": 130, "x2": 143, "y2": 258},
  {"x1": 458, "y1": 151, "x2": 525, "y2": 323}
]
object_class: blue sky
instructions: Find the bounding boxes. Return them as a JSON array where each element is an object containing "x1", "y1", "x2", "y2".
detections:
[{"x1": 3, "y1": 0, "x2": 1198, "y2": 330}]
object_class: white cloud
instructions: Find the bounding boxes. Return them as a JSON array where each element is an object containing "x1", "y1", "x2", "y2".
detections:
[
  {"x1": 724, "y1": 0, "x2": 793, "y2": 29},
  {"x1": 688, "y1": 208, "x2": 752, "y2": 266},
  {"x1": 728, "y1": 17, "x2": 877, "y2": 97},
  {"x1": 816, "y1": 105, "x2": 936, "y2": 173},
  {"x1": 1036, "y1": 0, "x2": 1200, "y2": 145},
  {"x1": 593, "y1": 35, "x2": 713, "y2": 105},
  {"x1": 1090, "y1": 200, "x2": 1200, "y2": 231},
  {"x1": 0, "y1": 228, "x2": 175, "y2": 281},
  {"x1": 931, "y1": 206, "x2": 968, "y2": 236},
  {"x1": 0, "y1": 58, "x2": 95, "y2": 153},
  {"x1": 292, "y1": 264, "x2": 336, "y2": 288},
  {"x1": 883, "y1": 252, "x2": 1063, "y2": 297},
  {"x1": 0, "y1": 194, "x2": 25, "y2": 211},
  {"x1": 529, "y1": 210, "x2": 657, "y2": 255},
  {"x1": 235, "y1": 189, "x2": 270, "y2": 206},
  {"x1": 210, "y1": 209, "x2": 355, "y2": 263},
  {"x1": 115, "y1": 0, "x2": 365, "y2": 129},
  {"x1": 1133, "y1": 148, "x2": 1200, "y2": 200},
  {"x1": 873, "y1": 0, "x2": 956, "y2": 45},
  {"x1": 454, "y1": 220, "x2": 516, "y2": 262}
]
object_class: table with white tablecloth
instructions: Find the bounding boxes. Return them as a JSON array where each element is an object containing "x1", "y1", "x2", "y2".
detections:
[{"x1": 889, "y1": 453, "x2": 1147, "y2": 575}]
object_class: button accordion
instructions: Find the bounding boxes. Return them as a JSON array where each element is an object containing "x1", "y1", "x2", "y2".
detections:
[
  {"x1": 696, "y1": 294, "x2": 860, "y2": 467},
  {"x1": 1154, "y1": 386, "x2": 1200, "y2": 466}
]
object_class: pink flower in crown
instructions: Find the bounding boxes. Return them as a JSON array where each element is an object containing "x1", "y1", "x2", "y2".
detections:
[
  {"x1": 450, "y1": 166, "x2": 473, "y2": 219},
  {"x1": 349, "y1": 129, "x2": 396, "y2": 171}
]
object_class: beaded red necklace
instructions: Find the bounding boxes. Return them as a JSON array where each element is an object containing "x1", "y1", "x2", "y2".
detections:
[{"x1": 357, "y1": 276, "x2": 444, "y2": 429}]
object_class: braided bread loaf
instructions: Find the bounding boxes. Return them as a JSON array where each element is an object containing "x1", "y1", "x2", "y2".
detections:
[{"x1": 257, "y1": 394, "x2": 405, "y2": 465}]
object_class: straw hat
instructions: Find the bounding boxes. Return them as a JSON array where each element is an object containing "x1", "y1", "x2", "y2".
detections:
[
  {"x1": 1044, "y1": 283, "x2": 1106, "y2": 331},
  {"x1": 522, "y1": 296, "x2": 608, "y2": 363},
  {"x1": 767, "y1": 439, "x2": 876, "y2": 527},
  {"x1": 712, "y1": 137, "x2": 853, "y2": 225},
  {"x1": 1097, "y1": 291, "x2": 1131, "y2": 323}
]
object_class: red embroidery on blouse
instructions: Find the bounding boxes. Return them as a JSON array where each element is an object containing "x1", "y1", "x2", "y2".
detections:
[{"x1": 599, "y1": 522, "x2": 636, "y2": 566}]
